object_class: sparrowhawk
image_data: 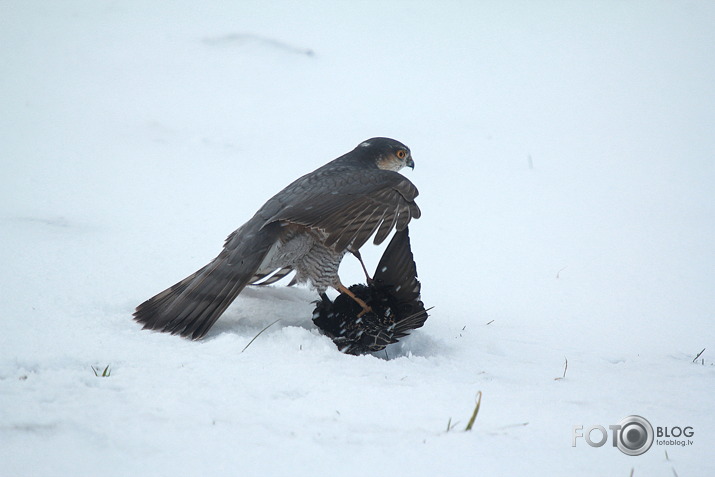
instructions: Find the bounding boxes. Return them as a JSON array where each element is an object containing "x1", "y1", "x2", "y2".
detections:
[{"x1": 134, "y1": 137, "x2": 420, "y2": 340}]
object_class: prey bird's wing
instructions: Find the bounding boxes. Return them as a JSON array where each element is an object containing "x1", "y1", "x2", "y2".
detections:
[
  {"x1": 372, "y1": 226, "x2": 428, "y2": 338},
  {"x1": 373, "y1": 226, "x2": 421, "y2": 303},
  {"x1": 262, "y1": 168, "x2": 420, "y2": 252}
]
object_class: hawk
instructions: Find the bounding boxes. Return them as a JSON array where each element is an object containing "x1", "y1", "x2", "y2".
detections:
[{"x1": 134, "y1": 137, "x2": 420, "y2": 340}]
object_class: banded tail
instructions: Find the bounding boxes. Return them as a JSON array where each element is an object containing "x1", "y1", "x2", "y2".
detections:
[{"x1": 134, "y1": 219, "x2": 281, "y2": 340}]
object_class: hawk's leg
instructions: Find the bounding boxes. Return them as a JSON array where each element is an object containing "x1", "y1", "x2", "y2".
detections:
[
  {"x1": 336, "y1": 281, "x2": 372, "y2": 317},
  {"x1": 351, "y1": 250, "x2": 373, "y2": 285}
]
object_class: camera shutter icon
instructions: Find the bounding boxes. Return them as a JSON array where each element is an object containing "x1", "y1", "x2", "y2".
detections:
[{"x1": 616, "y1": 415, "x2": 654, "y2": 456}]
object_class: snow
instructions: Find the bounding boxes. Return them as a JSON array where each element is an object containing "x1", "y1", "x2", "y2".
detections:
[{"x1": 1, "y1": 1, "x2": 714, "y2": 476}]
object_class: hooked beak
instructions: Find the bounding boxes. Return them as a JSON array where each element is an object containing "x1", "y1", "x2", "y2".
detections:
[{"x1": 406, "y1": 157, "x2": 415, "y2": 170}]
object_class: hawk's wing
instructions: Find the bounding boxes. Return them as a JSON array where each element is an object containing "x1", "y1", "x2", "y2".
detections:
[{"x1": 261, "y1": 168, "x2": 420, "y2": 251}]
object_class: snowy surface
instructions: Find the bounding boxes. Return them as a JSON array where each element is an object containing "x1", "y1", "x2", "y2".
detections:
[{"x1": 2, "y1": 1, "x2": 714, "y2": 476}]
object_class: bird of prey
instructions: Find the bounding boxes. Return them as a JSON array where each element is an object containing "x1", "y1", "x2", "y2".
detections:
[
  {"x1": 312, "y1": 226, "x2": 429, "y2": 355},
  {"x1": 134, "y1": 137, "x2": 420, "y2": 340}
]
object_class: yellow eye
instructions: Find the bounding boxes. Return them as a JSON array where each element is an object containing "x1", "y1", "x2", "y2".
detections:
[{"x1": 396, "y1": 150, "x2": 407, "y2": 159}]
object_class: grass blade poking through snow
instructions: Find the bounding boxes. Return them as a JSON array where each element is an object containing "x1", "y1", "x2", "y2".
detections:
[
  {"x1": 465, "y1": 391, "x2": 483, "y2": 431},
  {"x1": 92, "y1": 365, "x2": 111, "y2": 377},
  {"x1": 241, "y1": 319, "x2": 280, "y2": 353},
  {"x1": 555, "y1": 357, "x2": 568, "y2": 380}
]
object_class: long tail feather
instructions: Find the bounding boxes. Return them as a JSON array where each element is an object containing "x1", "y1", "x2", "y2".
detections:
[{"x1": 134, "y1": 219, "x2": 281, "y2": 340}]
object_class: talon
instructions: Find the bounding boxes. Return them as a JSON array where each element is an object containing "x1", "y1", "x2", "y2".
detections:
[
  {"x1": 357, "y1": 306, "x2": 372, "y2": 318},
  {"x1": 336, "y1": 281, "x2": 372, "y2": 316}
]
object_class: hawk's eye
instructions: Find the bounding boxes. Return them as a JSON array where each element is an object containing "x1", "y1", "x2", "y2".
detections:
[{"x1": 396, "y1": 150, "x2": 407, "y2": 159}]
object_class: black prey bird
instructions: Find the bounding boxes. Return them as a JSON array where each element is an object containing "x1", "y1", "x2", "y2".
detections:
[
  {"x1": 312, "y1": 226, "x2": 429, "y2": 355},
  {"x1": 134, "y1": 138, "x2": 420, "y2": 340}
]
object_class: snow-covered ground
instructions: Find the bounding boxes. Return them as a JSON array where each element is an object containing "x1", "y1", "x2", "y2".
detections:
[{"x1": 2, "y1": 1, "x2": 714, "y2": 476}]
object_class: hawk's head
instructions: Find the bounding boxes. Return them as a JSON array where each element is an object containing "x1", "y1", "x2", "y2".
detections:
[{"x1": 357, "y1": 137, "x2": 414, "y2": 171}]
